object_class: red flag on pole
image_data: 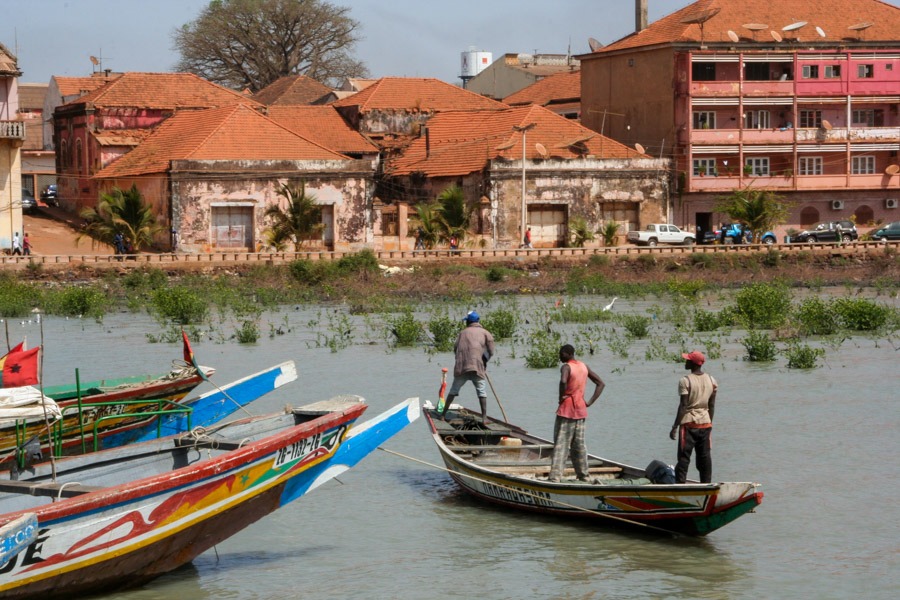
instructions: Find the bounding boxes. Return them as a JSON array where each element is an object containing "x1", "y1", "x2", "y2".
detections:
[{"x1": 0, "y1": 346, "x2": 40, "y2": 388}]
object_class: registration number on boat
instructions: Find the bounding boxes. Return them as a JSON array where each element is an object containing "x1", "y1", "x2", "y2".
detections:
[{"x1": 273, "y1": 433, "x2": 322, "y2": 468}]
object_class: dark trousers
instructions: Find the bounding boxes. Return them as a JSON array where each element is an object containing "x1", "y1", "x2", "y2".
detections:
[{"x1": 675, "y1": 426, "x2": 712, "y2": 483}]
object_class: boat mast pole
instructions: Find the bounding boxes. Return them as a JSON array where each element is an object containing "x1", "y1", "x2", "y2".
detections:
[{"x1": 33, "y1": 308, "x2": 57, "y2": 481}]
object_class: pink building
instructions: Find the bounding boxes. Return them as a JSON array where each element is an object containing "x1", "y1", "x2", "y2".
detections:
[{"x1": 581, "y1": 0, "x2": 900, "y2": 238}]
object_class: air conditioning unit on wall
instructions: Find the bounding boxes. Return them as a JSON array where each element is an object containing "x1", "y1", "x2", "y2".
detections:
[
  {"x1": 886, "y1": 198, "x2": 899, "y2": 209},
  {"x1": 831, "y1": 200, "x2": 844, "y2": 210}
]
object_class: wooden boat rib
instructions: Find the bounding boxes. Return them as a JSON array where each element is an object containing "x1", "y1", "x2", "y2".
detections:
[
  {"x1": 0, "y1": 396, "x2": 419, "y2": 598},
  {"x1": 425, "y1": 405, "x2": 762, "y2": 536}
]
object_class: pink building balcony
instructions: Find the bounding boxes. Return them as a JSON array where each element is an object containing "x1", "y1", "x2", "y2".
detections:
[{"x1": 687, "y1": 172, "x2": 895, "y2": 193}]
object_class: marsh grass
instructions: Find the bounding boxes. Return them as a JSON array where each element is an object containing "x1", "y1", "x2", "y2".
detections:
[
  {"x1": 524, "y1": 329, "x2": 561, "y2": 369},
  {"x1": 743, "y1": 330, "x2": 778, "y2": 362},
  {"x1": 151, "y1": 286, "x2": 209, "y2": 324}
]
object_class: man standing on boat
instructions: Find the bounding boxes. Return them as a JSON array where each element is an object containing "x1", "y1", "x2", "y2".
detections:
[
  {"x1": 670, "y1": 350, "x2": 717, "y2": 483},
  {"x1": 439, "y1": 311, "x2": 495, "y2": 421},
  {"x1": 549, "y1": 344, "x2": 605, "y2": 483}
]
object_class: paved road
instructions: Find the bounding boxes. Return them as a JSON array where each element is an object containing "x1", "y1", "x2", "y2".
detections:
[{"x1": 23, "y1": 207, "x2": 113, "y2": 256}]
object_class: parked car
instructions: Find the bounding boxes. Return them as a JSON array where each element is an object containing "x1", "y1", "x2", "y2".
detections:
[
  {"x1": 790, "y1": 221, "x2": 858, "y2": 243},
  {"x1": 21, "y1": 189, "x2": 37, "y2": 213},
  {"x1": 626, "y1": 223, "x2": 695, "y2": 246},
  {"x1": 871, "y1": 221, "x2": 900, "y2": 241},
  {"x1": 715, "y1": 223, "x2": 777, "y2": 244},
  {"x1": 40, "y1": 183, "x2": 59, "y2": 207}
]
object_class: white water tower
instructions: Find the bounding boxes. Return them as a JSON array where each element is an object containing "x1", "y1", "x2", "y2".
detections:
[{"x1": 460, "y1": 47, "x2": 492, "y2": 88}]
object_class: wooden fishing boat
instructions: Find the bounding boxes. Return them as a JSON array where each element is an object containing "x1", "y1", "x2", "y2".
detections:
[
  {"x1": 424, "y1": 404, "x2": 762, "y2": 536},
  {"x1": 0, "y1": 364, "x2": 214, "y2": 459},
  {"x1": 0, "y1": 395, "x2": 419, "y2": 598}
]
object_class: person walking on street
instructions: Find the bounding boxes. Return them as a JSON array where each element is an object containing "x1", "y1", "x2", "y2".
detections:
[
  {"x1": 11, "y1": 232, "x2": 22, "y2": 255},
  {"x1": 439, "y1": 311, "x2": 495, "y2": 421},
  {"x1": 523, "y1": 227, "x2": 533, "y2": 248},
  {"x1": 548, "y1": 344, "x2": 605, "y2": 482},
  {"x1": 22, "y1": 233, "x2": 31, "y2": 256},
  {"x1": 670, "y1": 350, "x2": 717, "y2": 483},
  {"x1": 415, "y1": 226, "x2": 425, "y2": 250}
]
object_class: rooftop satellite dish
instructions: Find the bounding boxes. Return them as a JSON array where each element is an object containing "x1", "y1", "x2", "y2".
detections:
[
  {"x1": 535, "y1": 142, "x2": 549, "y2": 158},
  {"x1": 588, "y1": 37, "x2": 603, "y2": 52},
  {"x1": 89, "y1": 55, "x2": 99, "y2": 65},
  {"x1": 771, "y1": 30, "x2": 783, "y2": 42},
  {"x1": 727, "y1": 30, "x2": 740, "y2": 43},
  {"x1": 634, "y1": 143, "x2": 645, "y2": 154},
  {"x1": 495, "y1": 140, "x2": 516, "y2": 151},
  {"x1": 681, "y1": 7, "x2": 720, "y2": 46},
  {"x1": 885, "y1": 164, "x2": 900, "y2": 175},
  {"x1": 742, "y1": 23, "x2": 768, "y2": 31},
  {"x1": 783, "y1": 21, "x2": 808, "y2": 32},
  {"x1": 848, "y1": 21, "x2": 874, "y2": 31},
  {"x1": 816, "y1": 26, "x2": 826, "y2": 38},
  {"x1": 821, "y1": 119, "x2": 833, "y2": 130}
]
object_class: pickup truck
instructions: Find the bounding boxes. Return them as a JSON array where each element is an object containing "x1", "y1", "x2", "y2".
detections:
[{"x1": 626, "y1": 224, "x2": 695, "y2": 247}]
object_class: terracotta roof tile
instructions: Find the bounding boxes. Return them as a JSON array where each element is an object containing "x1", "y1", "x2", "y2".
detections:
[
  {"x1": 91, "y1": 129, "x2": 153, "y2": 146},
  {"x1": 597, "y1": 0, "x2": 900, "y2": 53},
  {"x1": 251, "y1": 75, "x2": 333, "y2": 105},
  {"x1": 266, "y1": 105, "x2": 378, "y2": 155},
  {"x1": 331, "y1": 77, "x2": 508, "y2": 112},
  {"x1": 95, "y1": 104, "x2": 348, "y2": 178},
  {"x1": 64, "y1": 72, "x2": 260, "y2": 110},
  {"x1": 386, "y1": 105, "x2": 641, "y2": 178},
  {"x1": 504, "y1": 71, "x2": 581, "y2": 106},
  {"x1": 54, "y1": 74, "x2": 122, "y2": 98},
  {"x1": 0, "y1": 42, "x2": 18, "y2": 74}
]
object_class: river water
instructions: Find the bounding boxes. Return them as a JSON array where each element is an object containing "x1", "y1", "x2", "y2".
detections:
[{"x1": 14, "y1": 291, "x2": 899, "y2": 600}]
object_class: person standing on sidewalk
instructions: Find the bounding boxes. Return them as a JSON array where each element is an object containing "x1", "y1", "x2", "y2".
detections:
[
  {"x1": 11, "y1": 232, "x2": 22, "y2": 255},
  {"x1": 670, "y1": 350, "x2": 717, "y2": 483}
]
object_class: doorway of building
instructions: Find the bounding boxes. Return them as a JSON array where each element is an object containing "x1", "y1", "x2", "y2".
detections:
[
  {"x1": 321, "y1": 205, "x2": 335, "y2": 250},
  {"x1": 211, "y1": 205, "x2": 254, "y2": 251},
  {"x1": 527, "y1": 205, "x2": 567, "y2": 247},
  {"x1": 696, "y1": 212, "x2": 713, "y2": 242}
]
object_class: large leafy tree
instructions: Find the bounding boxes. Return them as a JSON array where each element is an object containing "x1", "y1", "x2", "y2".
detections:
[
  {"x1": 715, "y1": 187, "x2": 791, "y2": 242},
  {"x1": 77, "y1": 185, "x2": 163, "y2": 252},
  {"x1": 173, "y1": 0, "x2": 368, "y2": 91},
  {"x1": 265, "y1": 182, "x2": 324, "y2": 250}
]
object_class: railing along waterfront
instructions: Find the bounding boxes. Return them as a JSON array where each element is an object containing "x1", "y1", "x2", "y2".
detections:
[{"x1": 1, "y1": 241, "x2": 896, "y2": 268}]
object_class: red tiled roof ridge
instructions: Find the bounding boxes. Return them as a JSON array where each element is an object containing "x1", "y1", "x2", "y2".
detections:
[
  {"x1": 332, "y1": 77, "x2": 508, "y2": 111},
  {"x1": 504, "y1": 70, "x2": 581, "y2": 106},
  {"x1": 65, "y1": 72, "x2": 259, "y2": 109}
]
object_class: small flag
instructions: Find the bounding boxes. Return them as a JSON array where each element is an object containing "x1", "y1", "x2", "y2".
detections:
[
  {"x1": 2, "y1": 342, "x2": 24, "y2": 358},
  {"x1": 0, "y1": 346, "x2": 40, "y2": 388},
  {"x1": 182, "y1": 330, "x2": 209, "y2": 381}
]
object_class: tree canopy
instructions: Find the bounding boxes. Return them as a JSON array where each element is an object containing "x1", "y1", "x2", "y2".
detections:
[
  {"x1": 77, "y1": 185, "x2": 164, "y2": 252},
  {"x1": 173, "y1": 0, "x2": 367, "y2": 91},
  {"x1": 264, "y1": 181, "x2": 324, "y2": 250}
]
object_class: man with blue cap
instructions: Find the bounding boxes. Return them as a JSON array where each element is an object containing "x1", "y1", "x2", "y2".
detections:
[{"x1": 439, "y1": 310, "x2": 495, "y2": 421}]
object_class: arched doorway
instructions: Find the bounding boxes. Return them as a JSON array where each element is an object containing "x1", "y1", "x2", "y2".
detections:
[
  {"x1": 800, "y1": 206, "x2": 820, "y2": 227},
  {"x1": 854, "y1": 205, "x2": 874, "y2": 227}
]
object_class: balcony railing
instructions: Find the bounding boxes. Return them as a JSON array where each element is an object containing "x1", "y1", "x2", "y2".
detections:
[
  {"x1": 688, "y1": 173, "x2": 893, "y2": 192},
  {"x1": 0, "y1": 121, "x2": 26, "y2": 141},
  {"x1": 691, "y1": 126, "x2": 899, "y2": 145}
]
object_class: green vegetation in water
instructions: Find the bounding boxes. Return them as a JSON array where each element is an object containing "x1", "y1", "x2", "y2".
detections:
[
  {"x1": 733, "y1": 282, "x2": 792, "y2": 329},
  {"x1": 388, "y1": 309, "x2": 424, "y2": 347},
  {"x1": 743, "y1": 330, "x2": 778, "y2": 362},
  {"x1": 619, "y1": 314, "x2": 652, "y2": 339},
  {"x1": 524, "y1": 329, "x2": 562, "y2": 369},
  {"x1": 151, "y1": 286, "x2": 209, "y2": 325},
  {"x1": 428, "y1": 312, "x2": 461, "y2": 352},
  {"x1": 234, "y1": 320, "x2": 260, "y2": 344},
  {"x1": 785, "y1": 343, "x2": 825, "y2": 369},
  {"x1": 481, "y1": 307, "x2": 518, "y2": 340}
]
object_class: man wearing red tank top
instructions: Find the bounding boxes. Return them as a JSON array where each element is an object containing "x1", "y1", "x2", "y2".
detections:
[{"x1": 548, "y1": 344, "x2": 605, "y2": 482}]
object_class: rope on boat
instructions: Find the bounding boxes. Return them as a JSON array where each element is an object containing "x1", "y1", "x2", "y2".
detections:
[
  {"x1": 55, "y1": 481, "x2": 83, "y2": 500},
  {"x1": 377, "y1": 447, "x2": 680, "y2": 536}
]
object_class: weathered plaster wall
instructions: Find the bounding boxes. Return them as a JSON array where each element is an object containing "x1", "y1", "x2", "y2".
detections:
[{"x1": 360, "y1": 109, "x2": 433, "y2": 137}]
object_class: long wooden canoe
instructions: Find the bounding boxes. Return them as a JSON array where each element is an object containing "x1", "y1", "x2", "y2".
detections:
[
  {"x1": 424, "y1": 404, "x2": 762, "y2": 536},
  {"x1": 0, "y1": 396, "x2": 419, "y2": 598}
]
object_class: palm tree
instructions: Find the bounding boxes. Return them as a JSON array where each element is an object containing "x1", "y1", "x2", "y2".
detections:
[
  {"x1": 264, "y1": 182, "x2": 324, "y2": 251},
  {"x1": 410, "y1": 201, "x2": 444, "y2": 249},
  {"x1": 569, "y1": 216, "x2": 596, "y2": 248},
  {"x1": 437, "y1": 185, "x2": 476, "y2": 243},
  {"x1": 715, "y1": 187, "x2": 791, "y2": 243},
  {"x1": 77, "y1": 184, "x2": 163, "y2": 252}
]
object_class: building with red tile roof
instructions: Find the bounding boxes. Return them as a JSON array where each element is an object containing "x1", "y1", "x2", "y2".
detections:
[
  {"x1": 332, "y1": 77, "x2": 508, "y2": 138},
  {"x1": 503, "y1": 70, "x2": 581, "y2": 120},
  {"x1": 52, "y1": 72, "x2": 265, "y2": 213},
  {"x1": 384, "y1": 105, "x2": 667, "y2": 248},
  {"x1": 466, "y1": 53, "x2": 580, "y2": 100},
  {"x1": 251, "y1": 75, "x2": 333, "y2": 106},
  {"x1": 580, "y1": 0, "x2": 900, "y2": 240},
  {"x1": 43, "y1": 73, "x2": 122, "y2": 150},
  {"x1": 266, "y1": 105, "x2": 379, "y2": 157},
  {"x1": 94, "y1": 103, "x2": 375, "y2": 253}
]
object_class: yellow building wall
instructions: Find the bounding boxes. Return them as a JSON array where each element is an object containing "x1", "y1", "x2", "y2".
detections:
[{"x1": 0, "y1": 140, "x2": 23, "y2": 251}]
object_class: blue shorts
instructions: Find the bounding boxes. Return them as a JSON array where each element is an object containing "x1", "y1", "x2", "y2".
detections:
[{"x1": 448, "y1": 372, "x2": 487, "y2": 398}]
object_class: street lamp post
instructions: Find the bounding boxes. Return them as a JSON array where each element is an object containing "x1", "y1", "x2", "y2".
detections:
[{"x1": 512, "y1": 123, "x2": 536, "y2": 247}]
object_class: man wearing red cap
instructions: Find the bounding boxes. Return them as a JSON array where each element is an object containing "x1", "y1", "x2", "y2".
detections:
[{"x1": 670, "y1": 350, "x2": 717, "y2": 483}]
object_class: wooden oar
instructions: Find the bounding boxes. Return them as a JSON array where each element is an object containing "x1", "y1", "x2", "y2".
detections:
[{"x1": 484, "y1": 371, "x2": 509, "y2": 422}]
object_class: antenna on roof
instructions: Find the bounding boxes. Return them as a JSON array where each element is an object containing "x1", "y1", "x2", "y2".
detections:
[
  {"x1": 848, "y1": 22, "x2": 874, "y2": 40},
  {"x1": 742, "y1": 23, "x2": 767, "y2": 41},
  {"x1": 588, "y1": 37, "x2": 603, "y2": 52},
  {"x1": 782, "y1": 21, "x2": 807, "y2": 41},
  {"x1": 535, "y1": 143, "x2": 548, "y2": 158},
  {"x1": 680, "y1": 7, "x2": 721, "y2": 47}
]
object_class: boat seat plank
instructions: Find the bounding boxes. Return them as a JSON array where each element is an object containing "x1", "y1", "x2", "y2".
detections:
[
  {"x1": 173, "y1": 436, "x2": 247, "y2": 451},
  {"x1": 292, "y1": 395, "x2": 364, "y2": 416},
  {"x1": 447, "y1": 443, "x2": 553, "y2": 451},
  {"x1": 0, "y1": 480, "x2": 104, "y2": 498},
  {"x1": 486, "y1": 465, "x2": 623, "y2": 474},
  {"x1": 438, "y1": 429, "x2": 513, "y2": 437}
]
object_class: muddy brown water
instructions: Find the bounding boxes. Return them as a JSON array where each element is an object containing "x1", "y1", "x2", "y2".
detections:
[{"x1": 13, "y1": 292, "x2": 898, "y2": 599}]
